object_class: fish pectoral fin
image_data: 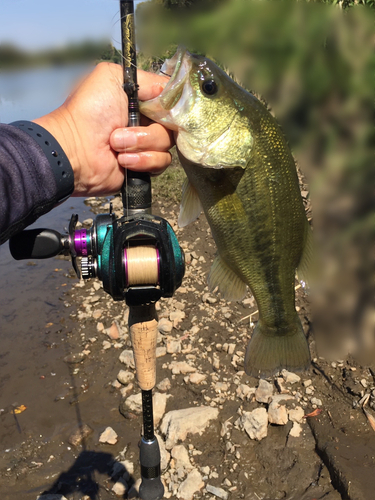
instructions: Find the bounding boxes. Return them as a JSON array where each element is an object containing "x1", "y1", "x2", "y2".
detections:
[
  {"x1": 178, "y1": 178, "x2": 203, "y2": 228},
  {"x1": 208, "y1": 255, "x2": 247, "y2": 301},
  {"x1": 296, "y1": 223, "x2": 314, "y2": 290}
]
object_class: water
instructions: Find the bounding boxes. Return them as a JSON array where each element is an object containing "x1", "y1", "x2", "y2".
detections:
[{"x1": 0, "y1": 66, "x2": 94, "y2": 343}]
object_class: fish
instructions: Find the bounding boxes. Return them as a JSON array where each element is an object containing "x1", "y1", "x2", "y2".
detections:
[{"x1": 140, "y1": 46, "x2": 313, "y2": 377}]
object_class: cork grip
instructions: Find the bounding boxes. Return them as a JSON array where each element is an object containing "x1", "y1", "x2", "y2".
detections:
[{"x1": 128, "y1": 304, "x2": 158, "y2": 391}]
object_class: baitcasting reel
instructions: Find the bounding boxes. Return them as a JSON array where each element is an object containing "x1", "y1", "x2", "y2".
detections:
[{"x1": 9, "y1": 201, "x2": 185, "y2": 306}]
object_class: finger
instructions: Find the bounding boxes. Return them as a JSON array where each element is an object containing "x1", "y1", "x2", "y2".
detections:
[
  {"x1": 117, "y1": 151, "x2": 172, "y2": 175},
  {"x1": 137, "y1": 69, "x2": 169, "y2": 101},
  {"x1": 110, "y1": 123, "x2": 174, "y2": 153}
]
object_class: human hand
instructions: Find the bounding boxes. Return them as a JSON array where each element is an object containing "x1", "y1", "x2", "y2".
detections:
[{"x1": 33, "y1": 62, "x2": 173, "y2": 197}]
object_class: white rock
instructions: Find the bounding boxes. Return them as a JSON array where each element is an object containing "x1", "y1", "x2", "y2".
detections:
[
  {"x1": 171, "y1": 444, "x2": 193, "y2": 471},
  {"x1": 156, "y1": 433, "x2": 171, "y2": 471},
  {"x1": 236, "y1": 384, "x2": 256, "y2": 400},
  {"x1": 311, "y1": 397, "x2": 322, "y2": 406},
  {"x1": 169, "y1": 361, "x2": 196, "y2": 375},
  {"x1": 177, "y1": 469, "x2": 204, "y2": 500},
  {"x1": 288, "y1": 406, "x2": 305, "y2": 423},
  {"x1": 125, "y1": 392, "x2": 167, "y2": 425},
  {"x1": 156, "y1": 346, "x2": 167, "y2": 357},
  {"x1": 289, "y1": 422, "x2": 303, "y2": 437},
  {"x1": 119, "y1": 350, "x2": 135, "y2": 369},
  {"x1": 158, "y1": 317, "x2": 173, "y2": 334},
  {"x1": 281, "y1": 369, "x2": 301, "y2": 384},
  {"x1": 170, "y1": 310, "x2": 186, "y2": 326},
  {"x1": 99, "y1": 427, "x2": 118, "y2": 445},
  {"x1": 166, "y1": 339, "x2": 182, "y2": 354},
  {"x1": 255, "y1": 379, "x2": 273, "y2": 403},
  {"x1": 268, "y1": 402, "x2": 288, "y2": 425},
  {"x1": 206, "y1": 484, "x2": 229, "y2": 500},
  {"x1": 157, "y1": 377, "x2": 172, "y2": 391},
  {"x1": 112, "y1": 478, "x2": 127, "y2": 496},
  {"x1": 241, "y1": 408, "x2": 268, "y2": 441},
  {"x1": 160, "y1": 406, "x2": 219, "y2": 449},
  {"x1": 187, "y1": 373, "x2": 206, "y2": 384},
  {"x1": 117, "y1": 370, "x2": 134, "y2": 385}
]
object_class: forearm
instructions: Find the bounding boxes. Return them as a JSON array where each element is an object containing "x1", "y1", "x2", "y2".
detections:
[{"x1": 0, "y1": 123, "x2": 73, "y2": 245}]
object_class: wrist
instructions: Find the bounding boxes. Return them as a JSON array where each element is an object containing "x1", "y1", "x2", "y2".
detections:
[{"x1": 10, "y1": 120, "x2": 74, "y2": 204}]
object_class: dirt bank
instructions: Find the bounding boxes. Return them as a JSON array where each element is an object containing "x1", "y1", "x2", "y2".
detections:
[{"x1": 1, "y1": 194, "x2": 374, "y2": 500}]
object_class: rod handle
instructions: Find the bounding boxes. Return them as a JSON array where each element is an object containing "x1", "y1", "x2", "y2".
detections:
[
  {"x1": 128, "y1": 304, "x2": 158, "y2": 391},
  {"x1": 139, "y1": 437, "x2": 164, "y2": 500}
]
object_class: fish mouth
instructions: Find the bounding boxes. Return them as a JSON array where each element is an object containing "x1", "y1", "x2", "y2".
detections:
[
  {"x1": 139, "y1": 46, "x2": 192, "y2": 124},
  {"x1": 158, "y1": 46, "x2": 191, "y2": 111}
]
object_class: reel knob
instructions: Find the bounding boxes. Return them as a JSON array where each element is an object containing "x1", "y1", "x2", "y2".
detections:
[{"x1": 81, "y1": 256, "x2": 96, "y2": 279}]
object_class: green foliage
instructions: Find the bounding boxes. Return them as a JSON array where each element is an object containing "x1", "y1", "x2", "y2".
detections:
[{"x1": 0, "y1": 40, "x2": 121, "y2": 71}]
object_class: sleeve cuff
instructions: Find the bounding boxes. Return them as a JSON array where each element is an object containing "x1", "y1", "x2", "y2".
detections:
[{"x1": 10, "y1": 120, "x2": 74, "y2": 204}]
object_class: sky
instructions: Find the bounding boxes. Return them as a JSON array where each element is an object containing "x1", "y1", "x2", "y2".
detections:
[{"x1": 1, "y1": 0, "x2": 148, "y2": 51}]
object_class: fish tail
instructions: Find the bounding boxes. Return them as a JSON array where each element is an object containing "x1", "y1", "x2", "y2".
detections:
[{"x1": 244, "y1": 316, "x2": 310, "y2": 377}]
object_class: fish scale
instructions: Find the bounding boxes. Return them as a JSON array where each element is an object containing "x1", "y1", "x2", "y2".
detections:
[{"x1": 140, "y1": 46, "x2": 312, "y2": 377}]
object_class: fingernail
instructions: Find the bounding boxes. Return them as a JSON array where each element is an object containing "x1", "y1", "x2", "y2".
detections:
[{"x1": 112, "y1": 130, "x2": 137, "y2": 149}]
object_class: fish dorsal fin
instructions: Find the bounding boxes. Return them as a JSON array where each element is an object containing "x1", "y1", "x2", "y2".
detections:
[
  {"x1": 296, "y1": 223, "x2": 314, "y2": 290},
  {"x1": 208, "y1": 254, "x2": 248, "y2": 301},
  {"x1": 178, "y1": 177, "x2": 203, "y2": 228}
]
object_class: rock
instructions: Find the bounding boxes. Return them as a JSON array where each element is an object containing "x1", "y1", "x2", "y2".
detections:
[
  {"x1": 68, "y1": 423, "x2": 93, "y2": 447},
  {"x1": 241, "y1": 408, "x2": 268, "y2": 441},
  {"x1": 156, "y1": 433, "x2": 171, "y2": 471},
  {"x1": 166, "y1": 339, "x2": 182, "y2": 354},
  {"x1": 107, "y1": 322, "x2": 121, "y2": 340},
  {"x1": 187, "y1": 373, "x2": 206, "y2": 384},
  {"x1": 125, "y1": 392, "x2": 167, "y2": 425},
  {"x1": 103, "y1": 340, "x2": 111, "y2": 350},
  {"x1": 268, "y1": 401, "x2": 288, "y2": 425},
  {"x1": 63, "y1": 352, "x2": 86, "y2": 364},
  {"x1": 206, "y1": 484, "x2": 229, "y2": 500},
  {"x1": 311, "y1": 397, "x2": 322, "y2": 406},
  {"x1": 236, "y1": 384, "x2": 256, "y2": 400},
  {"x1": 160, "y1": 406, "x2": 219, "y2": 449},
  {"x1": 255, "y1": 379, "x2": 273, "y2": 403},
  {"x1": 156, "y1": 346, "x2": 167, "y2": 357},
  {"x1": 275, "y1": 377, "x2": 289, "y2": 394},
  {"x1": 177, "y1": 469, "x2": 204, "y2": 500},
  {"x1": 37, "y1": 496, "x2": 68, "y2": 500},
  {"x1": 97, "y1": 322, "x2": 105, "y2": 333},
  {"x1": 171, "y1": 444, "x2": 192, "y2": 471},
  {"x1": 288, "y1": 406, "x2": 305, "y2": 423},
  {"x1": 281, "y1": 369, "x2": 301, "y2": 384},
  {"x1": 117, "y1": 370, "x2": 134, "y2": 385},
  {"x1": 119, "y1": 350, "x2": 135, "y2": 369},
  {"x1": 170, "y1": 310, "x2": 186, "y2": 326},
  {"x1": 157, "y1": 377, "x2": 172, "y2": 391},
  {"x1": 120, "y1": 383, "x2": 134, "y2": 398},
  {"x1": 125, "y1": 393, "x2": 142, "y2": 413},
  {"x1": 112, "y1": 478, "x2": 127, "y2": 496},
  {"x1": 158, "y1": 318, "x2": 173, "y2": 334},
  {"x1": 169, "y1": 361, "x2": 196, "y2": 375},
  {"x1": 99, "y1": 427, "x2": 118, "y2": 445},
  {"x1": 289, "y1": 422, "x2": 303, "y2": 437}
]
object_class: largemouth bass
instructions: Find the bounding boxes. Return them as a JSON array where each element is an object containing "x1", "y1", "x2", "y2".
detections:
[{"x1": 140, "y1": 47, "x2": 312, "y2": 377}]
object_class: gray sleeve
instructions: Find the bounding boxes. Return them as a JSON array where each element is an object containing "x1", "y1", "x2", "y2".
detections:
[{"x1": 0, "y1": 123, "x2": 73, "y2": 245}]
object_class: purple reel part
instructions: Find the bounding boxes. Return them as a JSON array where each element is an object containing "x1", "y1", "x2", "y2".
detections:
[{"x1": 74, "y1": 229, "x2": 88, "y2": 257}]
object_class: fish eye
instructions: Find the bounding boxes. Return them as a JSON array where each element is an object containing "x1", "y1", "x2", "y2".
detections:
[{"x1": 201, "y1": 79, "x2": 218, "y2": 96}]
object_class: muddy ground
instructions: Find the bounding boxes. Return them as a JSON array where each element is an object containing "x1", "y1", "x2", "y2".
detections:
[{"x1": 1, "y1": 192, "x2": 375, "y2": 500}]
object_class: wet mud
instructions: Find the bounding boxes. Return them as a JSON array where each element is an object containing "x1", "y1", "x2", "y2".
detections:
[{"x1": 0, "y1": 196, "x2": 374, "y2": 500}]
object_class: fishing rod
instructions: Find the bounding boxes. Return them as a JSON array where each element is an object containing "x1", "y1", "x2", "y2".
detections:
[{"x1": 8, "y1": 2, "x2": 185, "y2": 498}]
